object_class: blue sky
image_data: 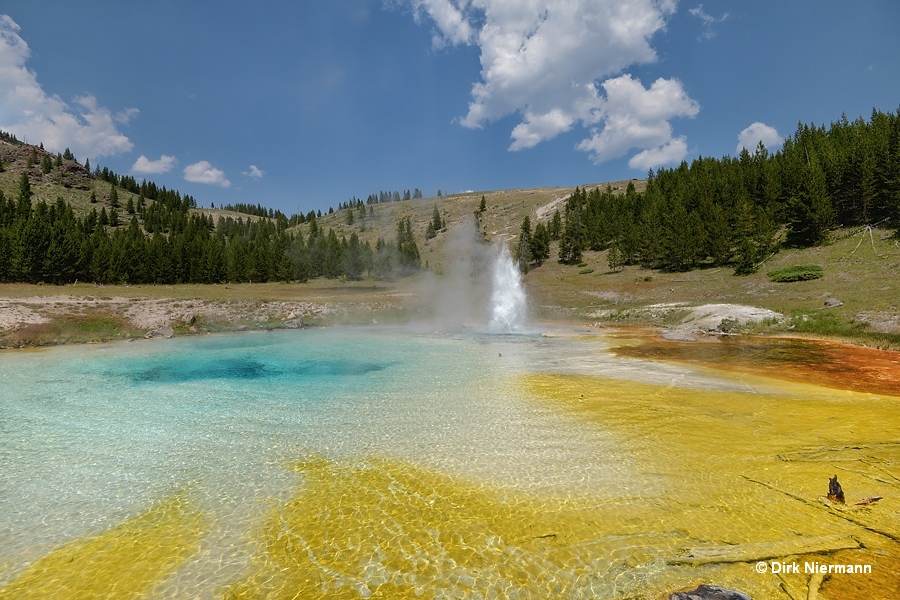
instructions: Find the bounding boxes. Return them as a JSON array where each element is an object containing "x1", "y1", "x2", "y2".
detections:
[{"x1": 1, "y1": 1, "x2": 898, "y2": 214}]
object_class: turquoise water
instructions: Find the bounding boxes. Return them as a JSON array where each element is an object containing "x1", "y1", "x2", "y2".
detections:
[
  {"x1": 3, "y1": 328, "x2": 897, "y2": 598},
  {"x1": 0, "y1": 328, "x2": 644, "y2": 596}
]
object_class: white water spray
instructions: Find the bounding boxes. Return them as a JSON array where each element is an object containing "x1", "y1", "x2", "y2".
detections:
[{"x1": 488, "y1": 244, "x2": 527, "y2": 333}]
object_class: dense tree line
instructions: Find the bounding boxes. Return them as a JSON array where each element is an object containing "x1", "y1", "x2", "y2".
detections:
[
  {"x1": 217, "y1": 202, "x2": 289, "y2": 222},
  {"x1": 548, "y1": 107, "x2": 900, "y2": 274},
  {"x1": 93, "y1": 165, "x2": 197, "y2": 209},
  {"x1": 0, "y1": 173, "x2": 421, "y2": 285},
  {"x1": 360, "y1": 188, "x2": 425, "y2": 205},
  {"x1": 0, "y1": 131, "x2": 23, "y2": 145}
]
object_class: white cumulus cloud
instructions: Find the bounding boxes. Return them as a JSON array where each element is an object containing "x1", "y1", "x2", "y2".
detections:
[
  {"x1": 0, "y1": 15, "x2": 136, "y2": 158},
  {"x1": 577, "y1": 74, "x2": 699, "y2": 167},
  {"x1": 736, "y1": 122, "x2": 783, "y2": 155},
  {"x1": 184, "y1": 161, "x2": 231, "y2": 188},
  {"x1": 688, "y1": 4, "x2": 728, "y2": 40},
  {"x1": 132, "y1": 154, "x2": 176, "y2": 175},
  {"x1": 402, "y1": 0, "x2": 696, "y2": 168},
  {"x1": 628, "y1": 136, "x2": 688, "y2": 170},
  {"x1": 242, "y1": 165, "x2": 265, "y2": 179},
  {"x1": 410, "y1": 0, "x2": 476, "y2": 47}
]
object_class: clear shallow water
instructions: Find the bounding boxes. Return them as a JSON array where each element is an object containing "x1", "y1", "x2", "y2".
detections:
[
  {"x1": 2, "y1": 328, "x2": 898, "y2": 599},
  {"x1": 0, "y1": 328, "x2": 642, "y2": 597}
]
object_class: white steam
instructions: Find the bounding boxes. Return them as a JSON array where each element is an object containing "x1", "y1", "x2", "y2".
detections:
[
  {"x1": 488, "y1": 244, "x2": 527, "y2": 333},
  {"x1": 415, "y1": 220, "x2": 528, "y2": 333}
]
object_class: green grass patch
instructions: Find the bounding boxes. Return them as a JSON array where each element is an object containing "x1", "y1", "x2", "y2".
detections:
[
  {"x1": 0, "y1": 313, "x2": 141, "y2": 348},
  {"x1": 767, "y1": 265, "x2": 824, "y2": 282},
  {"x1": 578, "y1": 268, "x2": 594, "y2": 275},
  {"x1": 779, "y1": 309, "x2": 900, "y2": 350},
  {"x1": 786, "y1": 309, "x2": 865, "y2": 336}
]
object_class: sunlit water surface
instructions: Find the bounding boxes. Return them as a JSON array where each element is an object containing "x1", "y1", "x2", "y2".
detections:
[{"x1": 1, "y1": 328, "x2": 898, "y2": 599}]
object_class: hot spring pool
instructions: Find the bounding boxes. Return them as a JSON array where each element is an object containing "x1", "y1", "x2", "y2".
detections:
[{"x1": 1, "y1": 328, "x2": 897, "y2": 598}]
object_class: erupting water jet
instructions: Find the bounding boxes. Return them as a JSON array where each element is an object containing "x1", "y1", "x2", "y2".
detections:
[{"x1": 488, "y1": 244, "x2": 527, "y2": 333}]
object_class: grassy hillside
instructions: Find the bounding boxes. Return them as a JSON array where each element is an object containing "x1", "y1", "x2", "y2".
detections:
[
  {"x1": 526, "y1": 225, "x2": 899, "y2": 340},
  {"x1": 298, "y1": 181, "x2": 646, "y2": 269},
  {"x1": 1, "y1": 136, "x2": 898, "y2": 348}
]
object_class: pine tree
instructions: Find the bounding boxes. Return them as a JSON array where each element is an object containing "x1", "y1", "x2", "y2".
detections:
[
  {"x1": 17, "y1": 172, "x2": 33, "y2": 203},
  {"x1": 343, "y1": 232, "x2": 367, "y2": 280},
  {"x1": 549, "y1": 209, "x2": 562, "y2": 240},
  {"x1": 701, "y1": 201, "x2": 731, "y2": 265},
  {"x1": 559, "y1": 190, "x2": 584, "y2": 264},
  {"x1": 530, "y1": 222, "x2": 550, "y2": 263},
  {"x1": 0, "y1": 228, "x2": 10, "y2": 282},
  {"x1": 426, "y1": 205, "x2": 442, "y2": 239},
  {"x1": 515, "y1": 216, "x2": 533, "y2": 272},
  {"x1": 396, "y1": 216, "x2": 420, "y2": 274},
  {"x1": 786, "y1": 159, "x2": 834, "y2": 246},
  {"x1": 607, "y1": 243, "x2": 623, "y2": 273}
]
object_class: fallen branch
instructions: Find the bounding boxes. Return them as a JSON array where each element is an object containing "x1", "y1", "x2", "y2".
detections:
[
  {"x1": 742, "y1": 476, "x2": 900, "y2": 543},
  {"x1": 806, "y1": 572, "x2": 825, "y2": 600},
  {"x1": 669, "y1": 534, "x2": 858, "y2": 565},
  {"x1": 853, "y1": 497, "x2": 882, "y2": 506}
]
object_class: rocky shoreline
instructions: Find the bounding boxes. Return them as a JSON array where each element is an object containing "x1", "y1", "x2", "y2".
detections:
[
  {"x1": 0, "y1": 293, "x2": 381, "y2": 348},
  {"x1": 1, "y1": 288, "x2": 784, "y2": 350}
]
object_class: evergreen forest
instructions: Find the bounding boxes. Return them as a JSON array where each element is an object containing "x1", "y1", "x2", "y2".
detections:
[
  {"x1": 1, "y1": 107, "x2": 899, "y2": 285},
  {"x1": 0, "y1": 151, "x2": 421, "y2": 285},
  {"x1": 535, "y1": 108, "x2": 900, "y2": 274}
]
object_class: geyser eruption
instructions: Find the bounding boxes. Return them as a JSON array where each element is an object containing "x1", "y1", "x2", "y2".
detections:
[
  {"x1": 415, "y1": 222, "x2": 527, "y2": 332},
  {"x1": 488, "y1": 244, "x2": 527, "y2": 333}
]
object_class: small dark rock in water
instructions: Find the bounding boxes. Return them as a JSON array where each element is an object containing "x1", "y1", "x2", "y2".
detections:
[
  {"x1": 828, "y1": 474, "x2": 845, "y2": 503},
  {"x1": 669, "y1": 585, "x2": 752, "y2": 600}
]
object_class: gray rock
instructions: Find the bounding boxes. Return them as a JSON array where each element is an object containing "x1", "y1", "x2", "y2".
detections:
[
  {"x1": 283, "y1": 319, "x2": 302, "y2": 329},
  {"x1": 824, "y1": 297, "x2": 843, "y2": 307},
  {"x1": 670, "y1": 585, "x2": 751, "y2": 600},
  {"x1": 662, "y1": 329, "x2": 700, "y2": 342},
  {"x1": 144, "y1": 325, "x2": 174, "y2": 339}
]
